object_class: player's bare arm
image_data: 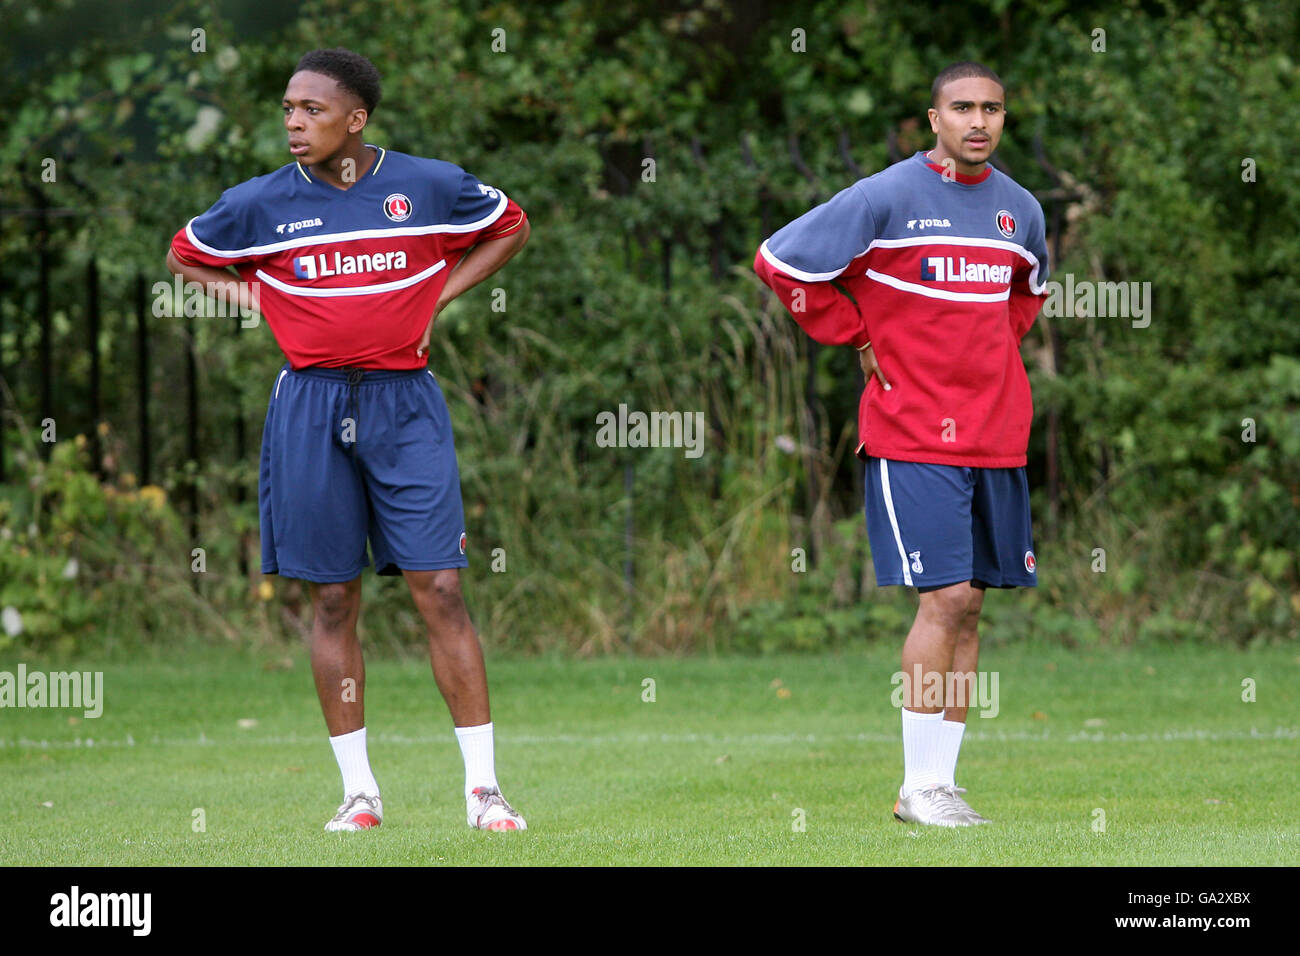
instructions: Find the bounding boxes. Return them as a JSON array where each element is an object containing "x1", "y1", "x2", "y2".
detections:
[
  {"x1": 163, "y1": 251, "x2": 261, "y2": 315},
  {"x1": 417, "y1": 220, "x2": 530, "y2": 357}
]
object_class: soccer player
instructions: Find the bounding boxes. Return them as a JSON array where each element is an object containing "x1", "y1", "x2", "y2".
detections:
[
  {"x1": 165, "y1": 48, "x2": 530, "y2": 832},
  {"x1": 754, "y1": 62, "x2": 1049, "y2": 826}
]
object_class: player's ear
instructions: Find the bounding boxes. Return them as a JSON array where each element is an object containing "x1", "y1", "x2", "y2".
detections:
[
  {"x1": 348, "y1": 108, "x2": 369, "y2": 134},
  {"x1": 926, "y1": 107, "x2": 939, "y2": 133}
]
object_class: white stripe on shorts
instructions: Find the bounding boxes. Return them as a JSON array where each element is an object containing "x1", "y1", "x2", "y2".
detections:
[{"x1": 879, "y1": 458, "x2": 912, "y2": 586}]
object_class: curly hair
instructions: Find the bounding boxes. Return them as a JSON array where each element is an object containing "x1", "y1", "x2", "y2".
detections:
[{"x1": 294, "y1": 48, "x2": 382, "y2": 114}]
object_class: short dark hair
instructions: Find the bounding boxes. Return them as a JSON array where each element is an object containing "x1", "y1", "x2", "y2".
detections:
[
  {"x1": 294, "y1": 48, "x2": 382, "y2": 114},
  {"x1": 931, "y1": 61, "x2": 1004, "y2": 107}
]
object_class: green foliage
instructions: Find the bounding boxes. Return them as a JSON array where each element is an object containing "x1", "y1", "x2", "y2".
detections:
[
  {"x1": 1, "y1": 0, "x2": 1297, "y2": 652},
  {"x1": 0, "y1": 436, "x2": 185, "y2": 651}
]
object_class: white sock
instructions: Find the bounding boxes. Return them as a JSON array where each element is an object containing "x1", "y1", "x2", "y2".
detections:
[
  {"x1": 937, "y1": 719, "x2": 966, "y2": 788},
  {"x1": 455, "y1": 722, "x2": 499, "y2": 799},
  {"x1": 329, "y1": 727, "x2": 379, "y2": 798},
  {"x1": 900, "y1": 708, "x2": 945, "y2": 796}
]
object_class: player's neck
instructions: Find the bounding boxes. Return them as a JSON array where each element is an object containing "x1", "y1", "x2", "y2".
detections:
[
  {"x1": 925, "y1": 146, "x2": 987, "y2": 180},
  {"x1": 307, "y1": 141, "x2": 377, "y2": 190}
]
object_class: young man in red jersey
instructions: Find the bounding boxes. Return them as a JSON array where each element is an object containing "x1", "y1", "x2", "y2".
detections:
[
  {"x1": 166, "y1": 49, "x2": 530, "y2": 832},
  {"x1": 755, "y1": 63, "x2": 1050, "y2": 826}
]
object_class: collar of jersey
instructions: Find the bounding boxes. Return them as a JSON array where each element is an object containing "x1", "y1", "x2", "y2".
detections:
[
  {"x1": 919, "y1": 150, "x2": 993, "y2": 185},
  {"x1": 295, "y1": 144, "x2": 387, "y2": 188}
]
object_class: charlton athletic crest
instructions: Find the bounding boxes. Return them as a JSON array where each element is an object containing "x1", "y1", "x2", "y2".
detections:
[
  {"x1": 1025, "y1": 550, "x2": 1036, "y2": 573},
  {"x1": 384, "y1": 193, "x2": 413, "y2": 222},
  {"x1": 458, "y1": 532, "x2": 467, "y2": 555},
  {"x1": 996, "y1": 209, "x2": 1017, "y2": 239}
]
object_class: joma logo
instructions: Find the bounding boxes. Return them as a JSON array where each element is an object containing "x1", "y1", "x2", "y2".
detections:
[{"x1": 276, "y1": 217, "x2": 323, "y2": 235}]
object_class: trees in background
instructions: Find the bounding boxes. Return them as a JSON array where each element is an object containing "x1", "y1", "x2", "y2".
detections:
[{"x1": 1, "y1": 0, "x2": 1295, "y2": 650}]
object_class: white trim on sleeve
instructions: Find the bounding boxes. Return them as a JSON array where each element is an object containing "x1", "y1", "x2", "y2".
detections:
[{"x1": 758, "y1": 238, "x2": 863, "y2": 283}]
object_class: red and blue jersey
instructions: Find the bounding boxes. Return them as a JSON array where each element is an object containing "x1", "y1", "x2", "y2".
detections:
[
  {"x1": 755, "y1": 151, "x2": 1049, "y2": 468},
  {"x1": 170, "y1": 145, "x2": 527, "y2": 369}
]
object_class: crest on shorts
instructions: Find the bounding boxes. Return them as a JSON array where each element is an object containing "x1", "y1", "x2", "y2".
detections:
[
  {"x1": 1025, "y1": 550, "x2": 1036, "y2": 573},
  {"x1": 995, "y1": 209, "x2": 1017, "y2": 239},
  {"x1": 909, "y1": 550, "x2": 924, "y2": 574},
  {"x1": 458, "y1": 532, "x2": 467, "y2": 555},
  {"x1": 384, "y1": 193, "x2": 413, "y2": 222}
]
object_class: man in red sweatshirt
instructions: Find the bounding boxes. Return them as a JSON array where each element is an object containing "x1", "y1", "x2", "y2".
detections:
[
  {"x1": 754, "y1": 62, "x2": 1049, "y2": 826},
  {"x1": 167, "y1": 48, "x2": 530, "y2": 834}
]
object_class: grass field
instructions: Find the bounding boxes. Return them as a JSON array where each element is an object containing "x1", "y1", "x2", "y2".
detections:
[{"x1": 1, "y1": 641, "x2": 1296, "y2": 866}]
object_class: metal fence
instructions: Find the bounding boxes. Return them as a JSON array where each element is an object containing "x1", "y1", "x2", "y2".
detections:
[{"x1": 1, "y1": 125, "x2": 1078, "y2": 597}]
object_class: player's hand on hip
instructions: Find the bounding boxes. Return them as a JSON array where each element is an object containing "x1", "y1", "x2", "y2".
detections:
[
  {"x1": 858, "y1": 344, "x2": 892, "y2": 391},
  {"x1": 416, "y1": 314, "x2": 437, "y2": 359}
]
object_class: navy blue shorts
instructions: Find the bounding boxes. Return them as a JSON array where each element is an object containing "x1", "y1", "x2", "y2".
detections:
[
  {"x1": 259, "y1": 364, "x2": 468, "y2": 583},
  {"x1": 864, "y1": 457, "x2": 1037, "y2": 591}
]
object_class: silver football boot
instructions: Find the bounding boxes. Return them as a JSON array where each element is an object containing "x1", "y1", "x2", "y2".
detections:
[
  {"x1": 940, "y1": 785, "x2": 991, "y2": 824},
  {"x1": 893, "y1": 785, "x2": 988, "y2": 827}
]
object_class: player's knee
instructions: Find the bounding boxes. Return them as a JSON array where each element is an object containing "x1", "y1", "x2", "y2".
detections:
[
  {"x1": 312, "y1": 581, "x2": 360, "y2": 631},
  {"x1": 920, "y1": 584, "x2": 973, "y2": 629},
  {"x1": 413, "y1": 570, "x2": 465, "y2": 612}
]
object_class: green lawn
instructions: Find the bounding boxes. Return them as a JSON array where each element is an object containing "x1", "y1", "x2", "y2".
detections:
[{"x1": 1, "y1": 642, "x2": 1296, "y2": 865}]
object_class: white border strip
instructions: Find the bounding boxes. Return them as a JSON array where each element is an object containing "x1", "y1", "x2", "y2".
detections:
[
  {"x1": 1, "y1": 726, "x2": 1294, "y2": 749},
  {"x1": 759, "y1": 232, "x2": 1046, "y2": 294},
  {"x1": 185, "y1": 192, "x2": 508, "y2": 259},
  {"x1": 866, "y1": 268, "x2": 1012, "y2": 303},
  {"x1": 254, "y1": 258, "x2": 446, "y2": 298},
  {"x1": 879, "y1": 458, "x2": 912, "y2": 586},
  {"x1": 868, "y1": 234, "x2": 1046, "y2": 294},
  {"x1": 758, "y1": 238, "x2": 860, "y2": 282}
]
